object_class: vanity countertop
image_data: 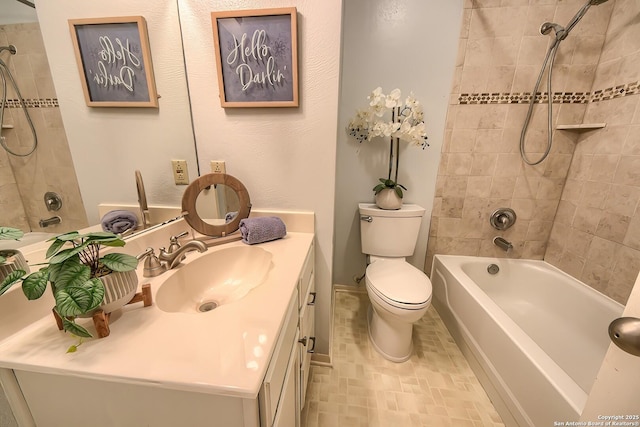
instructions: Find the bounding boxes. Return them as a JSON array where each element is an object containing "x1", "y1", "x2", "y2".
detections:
[{"x1": 0, "y1": 226, "x2": 314, "y2": 399}]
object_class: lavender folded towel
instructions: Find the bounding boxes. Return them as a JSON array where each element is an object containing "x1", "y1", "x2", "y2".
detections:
[
  {"x1": 239, "y1": 217, "x2": 286, "y2": 245},
  {"x1": 101, "y1": 210, "x2": 138, "y2": 234}
]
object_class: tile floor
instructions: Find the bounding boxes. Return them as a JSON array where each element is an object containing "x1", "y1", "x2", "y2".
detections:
[{"x1": 301, "y1": 289, "x2": 504, "y2": 427}]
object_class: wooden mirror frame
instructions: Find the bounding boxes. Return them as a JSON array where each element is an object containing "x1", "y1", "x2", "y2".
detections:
[{"x1": 181, "y1": 173, "x2": 251, "y2": 237}]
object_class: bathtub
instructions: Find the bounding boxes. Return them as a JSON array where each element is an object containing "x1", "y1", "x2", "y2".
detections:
[
  {"x1": 430, "y1": 255, "x2": 623, "y2": 427},
  {"x1": 0, "y1": 232, "x2": 55, "y2": 250}
]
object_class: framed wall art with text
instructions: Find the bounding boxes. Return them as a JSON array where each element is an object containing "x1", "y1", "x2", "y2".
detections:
[
  {"x1": 68, "y1": 16, "x2": 159, "y2": 108},
  {"x1": 211, "y1": 8, "x2": 299, "y2": 108}
]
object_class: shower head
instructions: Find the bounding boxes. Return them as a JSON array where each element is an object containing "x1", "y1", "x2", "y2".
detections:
[{"x1": 540, "y1": 22, "x2": 565, "y2": 37}]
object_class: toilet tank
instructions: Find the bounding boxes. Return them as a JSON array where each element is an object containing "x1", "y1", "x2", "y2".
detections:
[{"x1": 359, "y1": 203, "x2": 426, "y2": 257}]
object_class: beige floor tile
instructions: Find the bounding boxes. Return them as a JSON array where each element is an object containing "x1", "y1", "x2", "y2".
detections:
[{"x1": 301, "y1": 289, "x2": 504, "y2": 427}]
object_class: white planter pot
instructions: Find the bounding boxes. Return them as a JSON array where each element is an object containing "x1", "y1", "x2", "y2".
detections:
[
  {"x1": 375, "y1": 188, "x2": 403, "y2": 210},
  {"x1": 0, "y1": 250, "x2": 30, "y2": 282},
  {"x1": 98, "y1": 269, "x2": 139, "y2": 314}
]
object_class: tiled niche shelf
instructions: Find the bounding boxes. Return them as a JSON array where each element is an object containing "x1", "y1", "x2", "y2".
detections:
[{"x1": 556, "y1": 123, "x2": 606, "y2": 131}]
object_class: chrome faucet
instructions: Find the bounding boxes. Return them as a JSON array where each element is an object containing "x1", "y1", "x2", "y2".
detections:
[
  {"x1": 158, "y1": 240, "x2": 207, "y2": 269},
  {"x1": 493, "y1": 236, "x2": 513, "y2": 252}
]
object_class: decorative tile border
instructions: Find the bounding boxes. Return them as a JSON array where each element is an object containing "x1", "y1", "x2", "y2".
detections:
[
  {"x1": 3, "y1": 98, "x2": 59, "y2": 108},
  {"x1": 458, "y1": 81, "x2": 639, "y2": 105}
]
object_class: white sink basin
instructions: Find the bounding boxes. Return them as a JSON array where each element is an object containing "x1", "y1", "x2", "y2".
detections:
[{"x1": 155, "y1": 245, "x2": 273, "y2": 314}]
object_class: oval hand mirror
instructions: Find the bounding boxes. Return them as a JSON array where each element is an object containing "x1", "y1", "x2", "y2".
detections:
[{"x1": 181, "y1": 173, "x2": 251, "y2": 237}]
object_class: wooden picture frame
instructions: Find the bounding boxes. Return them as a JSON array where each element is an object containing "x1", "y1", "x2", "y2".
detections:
[
  {"x1": 211, "y1": 8, "x2": 298, "y2": 108},
  {"x1": 68, "y1": 16, "x2": 159, "y2": 108}
]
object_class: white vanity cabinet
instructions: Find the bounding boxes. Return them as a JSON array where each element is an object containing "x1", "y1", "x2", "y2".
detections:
[{"x1": 0, "y1": 230, "x2": 315, "y2": 427}]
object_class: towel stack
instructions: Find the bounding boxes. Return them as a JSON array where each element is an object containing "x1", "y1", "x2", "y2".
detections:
[
  {"x1": 239, "y1": 217, "x2": 286, "y2": 245},
  {"x1": 101, "y1": 210, "x2": 138, "y2": 234}
]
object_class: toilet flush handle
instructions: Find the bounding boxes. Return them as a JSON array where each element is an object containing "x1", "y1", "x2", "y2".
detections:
[{"x1": 360, "y1": 215, "x2": 372, "y2": 223}]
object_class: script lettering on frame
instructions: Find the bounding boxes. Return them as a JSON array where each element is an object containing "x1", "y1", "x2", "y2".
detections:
[{"x1": 212, "y1": 8, "x2": 298, "y2": 107}]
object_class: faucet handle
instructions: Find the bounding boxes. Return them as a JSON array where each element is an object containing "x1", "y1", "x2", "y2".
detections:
[
  {"x1": 168, "y1": 231, "x2": 189, "y2": 254},
  {"x1": 137, "y1": 247, "x2": 167, "y2": 278},
  {"x1": 171, "y1": 231, "x2": 189, "y2": 240}
]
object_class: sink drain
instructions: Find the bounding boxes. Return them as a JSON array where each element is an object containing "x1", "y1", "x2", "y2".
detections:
[{"x1": 198, "y1": 301, "x2": 219, "y2": 312}]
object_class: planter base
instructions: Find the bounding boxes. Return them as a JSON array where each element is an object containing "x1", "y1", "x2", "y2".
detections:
[
  {"x1": 375, "y1": 188, "x2": 403, "y2": 210},
  {"x1": 53, "y1": 284, "x2": 153, "y2": 338}
]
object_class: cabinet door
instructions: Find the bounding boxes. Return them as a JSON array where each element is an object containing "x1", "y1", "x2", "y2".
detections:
[
  {"x1": 299, "y1": 275, "x2": 315, "y2": 408},
  {"x1": 260, "y1": 294, "x2": 298, "y2": 427},
  {"x1": 272, "y1": 330, "x2": 300, "y2": 427}
]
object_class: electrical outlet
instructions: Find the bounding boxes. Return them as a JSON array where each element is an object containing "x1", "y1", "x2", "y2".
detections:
[
  {"x1": 171, "y1": 160, "x2": 189, "y2": 185},
  {"x1": 210, "y1": 160, "x2": 226, "y2": 174}
]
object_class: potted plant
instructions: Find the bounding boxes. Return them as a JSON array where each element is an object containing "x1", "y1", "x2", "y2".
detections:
[
  {"x1": 373, "y1": 178, "x2": 407, "y2": 210},
  {"x1": 347, "y1": 87, "x2": 429, "y2": 209},
  {"x1": 0, "y1": 231, "x2": 139, "y2": 342}
]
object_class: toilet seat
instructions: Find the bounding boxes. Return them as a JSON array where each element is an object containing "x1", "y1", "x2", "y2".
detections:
[{"x1": 366, "y1": 260, "x2": 432, "y2": 310}]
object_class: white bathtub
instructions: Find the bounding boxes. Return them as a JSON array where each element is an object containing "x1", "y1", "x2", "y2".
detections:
[
  {"x1": 431, "y1": 255, "x2": 623, "y2": 427},
  {"x1": 0, "y1": 232, "x2": 55, "y2": 250}
]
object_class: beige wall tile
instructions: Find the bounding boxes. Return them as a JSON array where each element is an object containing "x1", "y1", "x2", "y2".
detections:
[
  {"x1": 613, "y1": 156, "x2": 640, "y2": 186},
  {"x1": 623, "y1": 215, "x2": 640, "y2": 251}
]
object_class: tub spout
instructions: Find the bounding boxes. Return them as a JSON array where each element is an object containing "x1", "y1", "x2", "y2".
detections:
[
  {"x1": 493, "y1": 236, "x2": 513, "y2": 252},
  {"x1": 39, "y1": 216, "x2": 61, "y2": 228}
]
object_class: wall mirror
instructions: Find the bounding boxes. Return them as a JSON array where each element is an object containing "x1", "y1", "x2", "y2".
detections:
[
  {"x1": 182, "y1": 173, "x2": 251, "y2": 237},
  {"x1": 0, "y1": 0, "x2": 197, "y2": 244}
]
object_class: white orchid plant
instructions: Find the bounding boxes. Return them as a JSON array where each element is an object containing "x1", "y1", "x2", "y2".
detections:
[
  {"x1": 347, "y1": 87, "x2": 429, "y2": 197},
  {"x1": 348, "y1": 87, "x2": 429, "y2": 148}
]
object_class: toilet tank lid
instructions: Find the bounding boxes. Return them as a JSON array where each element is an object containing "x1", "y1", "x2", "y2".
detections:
[{"x1": 359, "y1": 203, "x2": 426, "y2": 218}]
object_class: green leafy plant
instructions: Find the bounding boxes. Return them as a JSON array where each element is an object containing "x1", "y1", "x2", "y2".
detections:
[
  {"x1": 373, "y1": 178, "x2": 407, "y2": 199},
  {"x1": 0, "y1": 227, "x2": 26, "y2": 295},
  {"x1": 0, "y1": 231, "x2": 138, "y2": 339},
  {"x1": 0, "y1": 226, "x2": 24, "y2": 265}
]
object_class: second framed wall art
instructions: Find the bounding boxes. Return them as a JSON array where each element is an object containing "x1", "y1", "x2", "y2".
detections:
[{"x1": 211, "y1": 7, "x2": 299, "y2": 108}]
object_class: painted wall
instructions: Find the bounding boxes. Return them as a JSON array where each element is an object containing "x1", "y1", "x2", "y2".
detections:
[
  {"x1": 178, "y1": 0, "x2": 341, "y2": 356},
  {"x1": 1, "y1": 0, "x2": 37, "y2": 24},
  {"x1": 333, "y1": 0, "x2": 463, "y2": 286},
  {"x1": 35, "y1": 0, "x2": 198, "y2": 226}
]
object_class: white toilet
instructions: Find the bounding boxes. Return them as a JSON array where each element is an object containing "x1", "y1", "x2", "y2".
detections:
[{"x1": 359, "y1": 203, "x2": 432, "y2": 362}]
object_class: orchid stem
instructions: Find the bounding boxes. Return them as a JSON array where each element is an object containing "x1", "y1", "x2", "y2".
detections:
[
  {"x1": 395, "y1": 137, "x2": 400, "y2": 183},
  {"x1": 388, "y1": 108, "x2": 395, "y2": 181}
]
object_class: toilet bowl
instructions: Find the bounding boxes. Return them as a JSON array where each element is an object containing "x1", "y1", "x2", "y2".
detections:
[
  {"x1": 365, "y1": 258, "x2": 432, "y2": 362},
  {"x1": 358, "y1": 203, "x2": 433, "y2": 362}
]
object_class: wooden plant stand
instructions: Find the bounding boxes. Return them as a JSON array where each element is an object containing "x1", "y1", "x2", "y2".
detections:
[{"x1": 53, "y1": 284, "x2": 152, "y2": 339}]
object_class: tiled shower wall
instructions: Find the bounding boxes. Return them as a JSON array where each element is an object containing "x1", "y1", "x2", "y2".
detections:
[
  {"x1": 0, "y1": 22, "x2": 87, "y2": 232},
  {"x1": 426, "y1": 0, "x2": 640, "y2": 304},
  {"x1": 545, "y1": 0, "x2": 640, "y2": 304}
]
